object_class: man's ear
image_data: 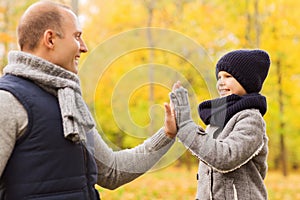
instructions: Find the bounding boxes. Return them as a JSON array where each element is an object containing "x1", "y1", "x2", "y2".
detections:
[{"x1": 43, "y1": 29, "x2": 56, "y2": 49}]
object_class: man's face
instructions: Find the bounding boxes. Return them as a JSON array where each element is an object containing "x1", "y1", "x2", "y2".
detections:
[{"x1": 52, "y1": 9, "x2": 88, "y2": 74}]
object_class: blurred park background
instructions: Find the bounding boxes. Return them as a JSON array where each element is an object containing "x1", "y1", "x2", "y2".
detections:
[{"x1": 1, "y1": 0, "x2": 300, "y2": 199}]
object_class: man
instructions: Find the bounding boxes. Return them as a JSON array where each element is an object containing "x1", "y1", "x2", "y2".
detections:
[{"x1": 0, "y1": 1, "x2": 177, "y2": 199}]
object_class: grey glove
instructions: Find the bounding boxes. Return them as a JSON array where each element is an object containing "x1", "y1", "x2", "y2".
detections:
[{"x1": 169, "y1": 87, "x2": 193, "y2": 129}]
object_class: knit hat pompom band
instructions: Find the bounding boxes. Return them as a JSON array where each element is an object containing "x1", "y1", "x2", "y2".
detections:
[{"x1": 216, "y1": 49, "x2": 271, "y2": 93}]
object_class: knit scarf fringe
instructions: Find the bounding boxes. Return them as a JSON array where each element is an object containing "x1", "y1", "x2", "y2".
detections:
[{"x1": 4, "y1": 51, "x2": 95, "y2": 143}]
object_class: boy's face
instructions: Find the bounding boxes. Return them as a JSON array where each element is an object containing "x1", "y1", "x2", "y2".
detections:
[{"x1": 217, "y1": 71, "x2": 247, "y2": 97}]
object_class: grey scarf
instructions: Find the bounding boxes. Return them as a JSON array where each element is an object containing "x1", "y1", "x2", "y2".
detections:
[{"x1": 4, "y1": 51, "x2": 95, "y2": 143}]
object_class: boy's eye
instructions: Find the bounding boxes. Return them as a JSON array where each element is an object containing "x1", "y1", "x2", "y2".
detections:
[{"x1": 218, "y1": 74, "x2": 233, "y2": 80}]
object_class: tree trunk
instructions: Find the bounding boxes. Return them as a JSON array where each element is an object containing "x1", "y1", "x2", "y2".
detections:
[
  {"x1": 145, "y1": 0, "x2": 155, "y2": 135},
  {"x1": 245, "y1": 0, "x2": 260, "y2": 47},
  {"x1": 71, "y1": 0, "x2": 78, "y2": 15},
  {"x1": 0, "y1": 0, "x2": 10, "y2": 74},
  {"x1": 254, "y1": 0, "x2": 260, "y2": 47},
  {"x1": 276, "y1": 59, "x2": 288, "y2": 176},
  {"x1": 245, "y1": 0, "x2": 251, "y2": 46}
]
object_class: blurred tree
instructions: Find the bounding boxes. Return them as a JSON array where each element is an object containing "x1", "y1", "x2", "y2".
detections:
[
  {"x1": 71, "y1": 0, "x2": 78, "y2": 15},
  {"x1": 78, "y1": 0, "x2": 300, "y2": 174},
  {"x1": 0, "y1": 0, "x2": 27, "y2": 73},
  {"x1": 0, "y1": 0, "x2": 72, "y2": 74},
  {"x1": 262, "y1": 0, "x2": 300, "y2": 176}
]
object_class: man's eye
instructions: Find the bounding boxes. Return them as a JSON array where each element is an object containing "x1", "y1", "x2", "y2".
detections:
[{"x1": 75, "y1": 34, "x2": 81, "y2": 40}]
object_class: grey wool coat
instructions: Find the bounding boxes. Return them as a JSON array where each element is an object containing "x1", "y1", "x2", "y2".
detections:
[{"x1": 177, "y1": 109, "x2": 268, "y2": 200}]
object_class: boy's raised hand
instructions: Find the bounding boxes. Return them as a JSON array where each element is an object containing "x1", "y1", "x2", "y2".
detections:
[{"x1": 169, "y1": 81, "x2": 193, "y2": 129}]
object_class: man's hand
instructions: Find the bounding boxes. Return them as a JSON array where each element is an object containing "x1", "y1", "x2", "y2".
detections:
[{"x1": 163, "y1": 102, "x2": 177, "y2": 138}]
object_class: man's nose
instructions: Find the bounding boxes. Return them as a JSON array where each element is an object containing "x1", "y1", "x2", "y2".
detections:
[{"x1": 80, "y1": 39, "x2": 88, "y2": 53}]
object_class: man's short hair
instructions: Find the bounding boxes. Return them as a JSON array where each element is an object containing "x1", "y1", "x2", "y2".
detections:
[{"x1": 17, "y1": 1, "x2": 70, "y2": 51}]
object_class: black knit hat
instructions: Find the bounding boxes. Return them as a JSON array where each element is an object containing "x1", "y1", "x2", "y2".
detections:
[{"x1": 216, "y1": 49, "x2": 270, "y2": 93}]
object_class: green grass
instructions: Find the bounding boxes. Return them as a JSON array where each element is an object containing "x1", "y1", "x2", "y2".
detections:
[{"x1": 97, "y1": 165, "x2": 300, "y2": 200}]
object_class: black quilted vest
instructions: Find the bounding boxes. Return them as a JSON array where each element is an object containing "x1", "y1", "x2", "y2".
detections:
[{"x1": 0, "y1": 75, "x2": 100, "y2": 200}]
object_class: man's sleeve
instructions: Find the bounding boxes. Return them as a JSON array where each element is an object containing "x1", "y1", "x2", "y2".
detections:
[
  {"x1": 0, "y1": 90, "x2": 28, "y2": 177},
  {"x1": 92, "y1": 127, "x2": 174, "y2": 190}
]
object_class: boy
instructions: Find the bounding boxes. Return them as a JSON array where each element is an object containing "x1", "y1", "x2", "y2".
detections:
[{"x1": 169, "y1": 49, "x2": 270, "y2": 199}]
